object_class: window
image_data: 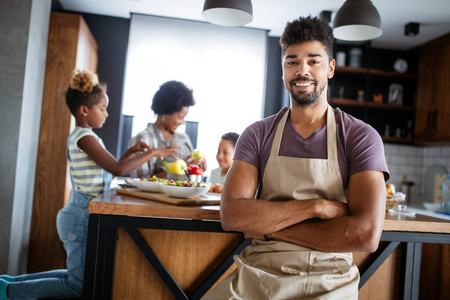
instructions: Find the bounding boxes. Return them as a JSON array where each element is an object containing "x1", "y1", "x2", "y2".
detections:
[{"x1": 123, "y1": 14, "x2": 268, "y2": 176}]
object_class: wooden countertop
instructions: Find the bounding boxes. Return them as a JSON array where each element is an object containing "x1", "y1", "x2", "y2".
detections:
[{"x1": 89, "y1": 188, "x2": 450, "y2": 234}]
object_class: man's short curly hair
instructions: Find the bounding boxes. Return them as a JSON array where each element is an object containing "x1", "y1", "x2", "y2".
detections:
[
  {"x1": 151, "y1": 81, "x2": 195, "y2": 115},
  {"x1": 279, "y1": 16, "x2": 334, "y2": 61}
]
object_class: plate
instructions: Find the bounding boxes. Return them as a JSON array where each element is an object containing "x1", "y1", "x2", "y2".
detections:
[
  {"x1": 394, "y1": 58, "x2": 408, "y2": 73},
  {"x1": 161, "y1": 183, "x2": 211, "y2": 199},
  {"x1": 423, "y1": 202, "x2": 441, "y2": 211},
  {"x1": 131, "y1": 179, "x2": 163, "y2": 192}
]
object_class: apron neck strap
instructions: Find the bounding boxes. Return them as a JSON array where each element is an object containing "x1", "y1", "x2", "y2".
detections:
[{"x1": 270, "y1": 105, "x2": 338, "y2": 161}]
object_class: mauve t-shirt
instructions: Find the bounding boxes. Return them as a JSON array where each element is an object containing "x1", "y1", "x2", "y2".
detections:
[{"x1": 234, "y1": 106, "x2": 390, "y2": 199}]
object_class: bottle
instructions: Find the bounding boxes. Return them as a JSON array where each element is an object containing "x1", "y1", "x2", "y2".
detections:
[{"x1": 442, "y1": 175, "x2": 450, "y2": 213}]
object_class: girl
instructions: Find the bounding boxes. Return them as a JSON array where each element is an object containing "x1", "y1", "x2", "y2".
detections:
[
  {"x1": 0, "y1": 70, "x2": 181, "y2": 300},
  {"x1": 209, "y1": 132, "x2": 240, "y2": 186}
]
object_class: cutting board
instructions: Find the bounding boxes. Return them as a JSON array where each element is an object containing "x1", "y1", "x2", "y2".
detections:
[{"x1": 116, "y1": 188, "x2": 221, "y2": 206}]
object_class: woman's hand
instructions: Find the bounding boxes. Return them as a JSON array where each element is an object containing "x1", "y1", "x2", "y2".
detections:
[
  {"x1": 188, "y1": 157, "x2": 207, "y2": 171},
  {"x1": 152, "y1": 144, "x2": 182, "y2": 160},
  {"x1": 128, "y1": 141, "x2": 151, "y2": 154}
]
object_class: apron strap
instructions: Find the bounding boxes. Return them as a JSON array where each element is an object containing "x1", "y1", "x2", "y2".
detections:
[
  {"x1": 270, "y1": 105, "x2": 338, "y2": 162},
  {"x1": 326, "y1": 104, "x2": 338, "y2": 162},
  {"x1": 270, "y1": 109, "x2": 290, "y2": 156}
]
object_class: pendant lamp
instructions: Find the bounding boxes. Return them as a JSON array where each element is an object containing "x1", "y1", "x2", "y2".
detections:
[
  {"x1": 333, "y1": 0, "x2": 382, "y2": 41},
  {"x1": 202, "y1": 0, "x2": 253, "y2": 27}
]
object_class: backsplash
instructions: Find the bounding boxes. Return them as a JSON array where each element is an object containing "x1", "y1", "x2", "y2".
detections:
[{"x1": 384, "y1": 144, "x2": 450, "y2": 204}]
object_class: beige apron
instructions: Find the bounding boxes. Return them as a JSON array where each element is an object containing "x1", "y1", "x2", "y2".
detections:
[{"x1": 204, "y1": 105, "x2": 359, "y2": 300}]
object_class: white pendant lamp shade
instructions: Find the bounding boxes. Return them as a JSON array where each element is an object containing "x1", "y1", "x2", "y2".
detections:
[
  {"x1": 333, "y1": 0, "x2": 382, "y2": 41},
  {"x1": 202, "y1": 0, "x2": 253, "y2": 27}
]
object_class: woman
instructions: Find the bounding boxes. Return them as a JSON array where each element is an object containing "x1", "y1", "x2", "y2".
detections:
[
  {"x1": 209, "y1": 132, "x2": 239, "y2": 185},
  {"x1": 129, "y1": 80, "x2": 206, "y2": 178}
]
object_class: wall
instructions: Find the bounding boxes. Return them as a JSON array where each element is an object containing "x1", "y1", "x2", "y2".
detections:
[
  {"x1": 80, "y1": 13, "x2": 130, "y2": 158},
  {"x1": 384, "y1": 144, "x2": 450, "y2": 204},
  {"x1": 0, "y1": 0, "x2": 51, "y2": 274}
]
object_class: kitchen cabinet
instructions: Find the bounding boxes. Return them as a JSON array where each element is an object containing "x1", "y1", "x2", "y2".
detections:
[
  {"x1": 329, "y1": 43, "x2": 418, "y2": 144},
  {"x1": 414, "y1": 33, "x2": 450, "y2": 144},
  {"x1": 28, "y1": 12, "x2": 98, "y2": 273}
]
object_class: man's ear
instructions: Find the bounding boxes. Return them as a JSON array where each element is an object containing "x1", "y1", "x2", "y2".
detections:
[{"x1": 328, "y1": 59, "x2": 336, "y2": 79}]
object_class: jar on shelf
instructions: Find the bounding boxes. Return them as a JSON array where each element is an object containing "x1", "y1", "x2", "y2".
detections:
[{"x1": 349, "y1": 48, "x2": 362, "y2": 68}]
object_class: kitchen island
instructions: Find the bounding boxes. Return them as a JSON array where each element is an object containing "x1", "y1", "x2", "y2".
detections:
[{"x1": 83, "y1": 188, "x2": 450, "y2": 300}]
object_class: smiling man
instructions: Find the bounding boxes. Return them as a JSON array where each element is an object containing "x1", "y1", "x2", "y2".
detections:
[{"x1": 204, "y1": 16, "x2": 390, "y2": 299}]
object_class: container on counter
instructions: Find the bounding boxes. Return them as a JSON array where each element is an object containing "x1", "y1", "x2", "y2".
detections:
[{"x1": 441, "y1": 174, "x2": 450, "y2": 213}]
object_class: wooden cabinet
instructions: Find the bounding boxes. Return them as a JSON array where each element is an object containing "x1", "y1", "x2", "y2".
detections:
[
  {"x1": 28, "y1": 12, "x2": 98, "y2": 273},
  {"x1": 414, "y1": 33, "x2": 450, "y2": 144},
  {"x1": 329, "y1": 44, "x2": 418, "y2": 144}
]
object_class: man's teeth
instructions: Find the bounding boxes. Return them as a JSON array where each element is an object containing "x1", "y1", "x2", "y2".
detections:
[{"x1": 295, "y1": 82, "x2": 311, "y2": 87}]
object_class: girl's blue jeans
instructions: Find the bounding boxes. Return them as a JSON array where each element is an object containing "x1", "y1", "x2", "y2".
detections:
[{"x1": 8, "y1": 191, "x2": 89, "y2": 300}]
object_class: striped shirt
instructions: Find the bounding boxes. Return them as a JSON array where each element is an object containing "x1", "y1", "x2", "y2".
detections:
[{"x1": 67, "y1": 127, "x2": 106, "y2": 197}]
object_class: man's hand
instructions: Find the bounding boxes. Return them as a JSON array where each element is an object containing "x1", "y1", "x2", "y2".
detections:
[{"x1": 315, "y1": 199, "x2": 348, "y2": 220}]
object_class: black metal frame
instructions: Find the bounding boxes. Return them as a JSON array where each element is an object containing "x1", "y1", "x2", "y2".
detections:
[
  {"x1": 82, "y1": 214, "x2": 251, "y2": 300},
  {"x1": 358, "y1": 231, "x2": 450, "y2": 300},
  {"x1": 83, "y1": 214, "x2": 450, "y2": 300}
]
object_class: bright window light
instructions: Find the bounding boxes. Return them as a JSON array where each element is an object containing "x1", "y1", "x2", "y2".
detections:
[{"x1": 123, "y1": 15, "x2": 268, "y2": 176}]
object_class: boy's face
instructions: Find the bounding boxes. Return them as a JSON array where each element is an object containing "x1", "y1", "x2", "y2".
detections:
[
  {"x1": 282, "y1": 41, "x2": 335, "y2": 106},
  {"x1": 216, "y1": 139, "x2": 235, "y2": 170}
]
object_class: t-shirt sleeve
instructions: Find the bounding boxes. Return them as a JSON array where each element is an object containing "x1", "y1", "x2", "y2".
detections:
[
  {"x1": 74, "y1": 128, "x2": 98, "y2": 152},
  {"x1": 347, "y1": 123, "x2": 390, "y2": 182},
  {"x1": 233, "y1": 122, "x2": 261, "y2": 169}
]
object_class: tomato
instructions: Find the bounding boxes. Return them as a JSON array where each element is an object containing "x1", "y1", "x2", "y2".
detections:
[{"x1": 187, "y1": 165, "x2": 203, "y2": 175}]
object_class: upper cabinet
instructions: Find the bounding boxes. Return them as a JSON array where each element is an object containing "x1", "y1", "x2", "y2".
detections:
[
  {"x1": 329, "y1": 43, "x2": 418, "y2": 144},
  {"x1": 414, "y1": 33, "x2": 450, "y2": 144}
]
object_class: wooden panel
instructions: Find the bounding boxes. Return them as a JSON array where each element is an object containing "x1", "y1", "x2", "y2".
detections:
[
  {"x1": 28, "y1": 12, "x2": 98, "y2": 273},
  {"x1": 355, "y1": 243, "x2": 402, "y2": 300},
  {"x1": 420, "y1": 244, "x2": 450, "y2": 300},
  {"x1": 113, "y1": 228, "x2": 244, "y2": 299}
]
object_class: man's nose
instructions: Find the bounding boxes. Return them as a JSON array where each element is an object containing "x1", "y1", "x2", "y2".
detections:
[{"x1": 296, "y1": 63, "x2": 310, "y2": 77}]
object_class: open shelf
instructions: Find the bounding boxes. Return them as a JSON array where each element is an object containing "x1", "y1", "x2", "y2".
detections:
[
  {"x1": 330, "y1": 98, "x2": 415, "y2": 111},
  {"x1": 381, "y1": 136, "x2": 414, "y2": 144},
  {"x1": 335, "y1": 66, "x2": 417, "y2": 79}
]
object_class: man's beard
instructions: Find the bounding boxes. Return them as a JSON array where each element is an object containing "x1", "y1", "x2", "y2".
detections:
[{"x1": 289, "y1": 77, "x2": 326, "y2": 107}]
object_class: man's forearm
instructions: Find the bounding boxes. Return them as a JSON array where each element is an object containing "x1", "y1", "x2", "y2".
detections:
[
  {"x1": 266, "y1": 212, "x2": 384, "y2": 253},
  {"x1": 220, "y1": 197, "x2": 348, "y2": 235}
]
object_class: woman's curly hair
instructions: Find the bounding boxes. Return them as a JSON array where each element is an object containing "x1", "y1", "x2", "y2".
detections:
[
  {"x1": 65, "y1": 69, "x2": 107, "y2": 116},
  {"x1": 280, "y1": 16, "x2": 334, "y2": 61},
  {"x1": 151, "y1": 81, "x2": 195, "y2": 115}
]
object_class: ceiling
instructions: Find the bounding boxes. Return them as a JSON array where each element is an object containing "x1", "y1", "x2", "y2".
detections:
[{"x1": 59, "y1": 0, "x2": 450, "y2": 51}]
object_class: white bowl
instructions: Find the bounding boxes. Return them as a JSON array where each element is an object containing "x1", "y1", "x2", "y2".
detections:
[
  {"x1": 161, "y1": 183, "x2": 210, "y2": 199},
  {"x1": 132, "y1": 179, "x2": 163, "y2": 192},
  {"x1": 423, "y1": 202, "x2": 441, "y2": 211}
]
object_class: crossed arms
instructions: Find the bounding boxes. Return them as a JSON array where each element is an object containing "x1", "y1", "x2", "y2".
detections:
[{"x1": 220, "y1": 160, "x2": 386, "y2": 253}]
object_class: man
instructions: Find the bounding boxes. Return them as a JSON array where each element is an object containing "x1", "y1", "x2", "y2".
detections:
[{"x1": 204, "y1": 16, "x2": 389, "y2": 299}]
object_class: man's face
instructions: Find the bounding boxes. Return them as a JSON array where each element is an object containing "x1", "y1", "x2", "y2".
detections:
[{"x1": 282, "y1": 41, "x2": 335, "y2": 107}]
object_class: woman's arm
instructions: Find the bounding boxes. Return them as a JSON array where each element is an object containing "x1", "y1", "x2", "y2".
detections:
[{"x1": 78, "y1": 135, "x2": 181, "y2": 176}]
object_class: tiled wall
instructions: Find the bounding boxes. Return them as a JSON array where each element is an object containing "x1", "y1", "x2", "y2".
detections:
[{"x1": 384, "y1": 144, "x2": 450, "y2": 204}]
